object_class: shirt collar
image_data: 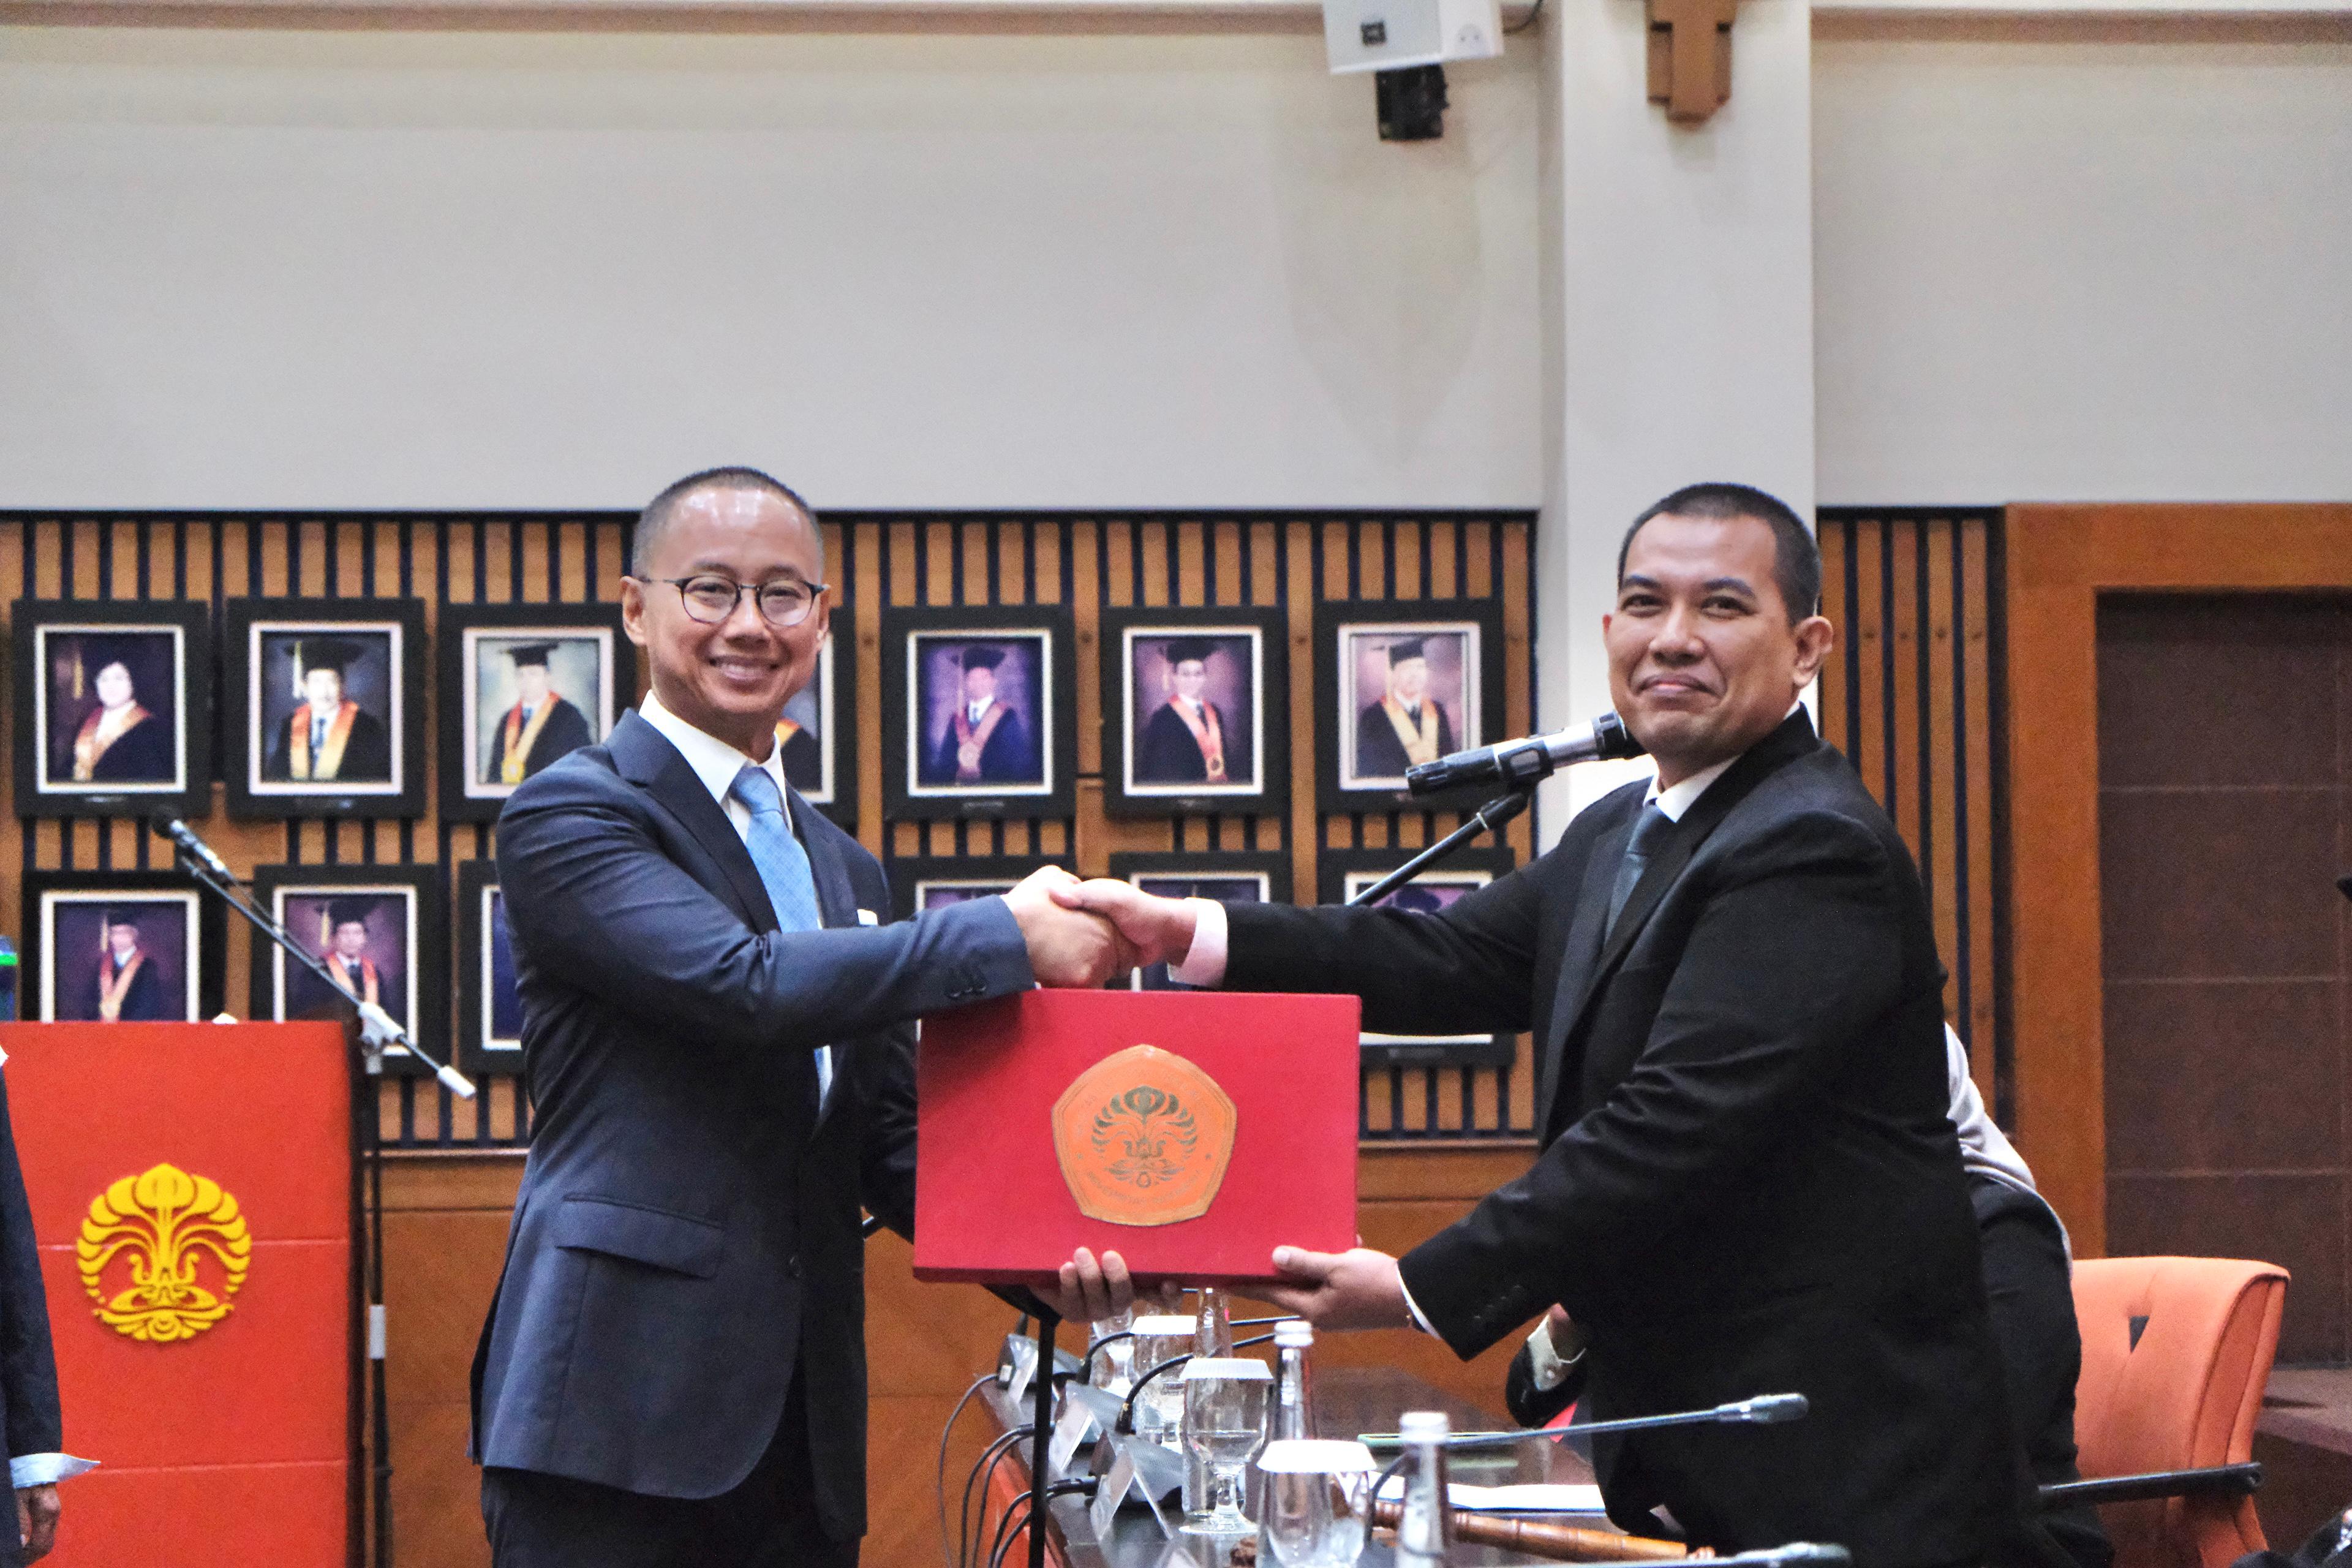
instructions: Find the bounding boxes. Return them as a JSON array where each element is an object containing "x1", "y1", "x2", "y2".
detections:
[
  {"x1": 1643, "y1": 699, "x2": 1806, "y2": 823},
  {"x1": 638, "y1": 689, "x2": 791, "y2": 813}
]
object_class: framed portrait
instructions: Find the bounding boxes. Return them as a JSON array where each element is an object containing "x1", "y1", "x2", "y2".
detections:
[
  {"x1": 783, "y1": 602, "x2": 856, "y2": 827},
  {"x1": 224, "y1": 598, "x2": 429, "y2": 820},
  {"x1": 881, "y1": 605, "x2": 1076, "y2": 821},
  {"x1": 1107, "y1": 851, "x2": 1291, "y2": 990},
  {"x1": 11, "y1": 600, "x2": 213, "y2": 819},
  {"x1": 1317, "y1": 846, "x2": 1518, "y2": 1067},
  {"x1": 1314, "y1": 599, "x2": 1506, "y2": 814},
  {"x1": 437, "y1": 605, "x2": 636, "y2": 824},
  {"x1": 455, "y1": 859, "x2": 523, "y2": 1074},
  {"x1": 884, "y1": 855, "x2": 1049, "y2": 922},
  {"x1": 23, "y1": 872, "x2": 223, "y2": 1025},
  {"x1": 249, "y1": 864, "x2": 448, "y2": 1076},
  {"x1": 1100, "y1": 608, "x2": 1289, "y2": 820}
]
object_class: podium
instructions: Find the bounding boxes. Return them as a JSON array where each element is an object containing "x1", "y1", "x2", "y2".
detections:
[{"x1": 3, "y1": 1022, "x2": 354, "y2": 1566}]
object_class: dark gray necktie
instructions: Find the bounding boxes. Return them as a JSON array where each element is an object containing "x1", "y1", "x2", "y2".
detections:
[{"x1": 1605, "y1": 802, "x2": 1673, "y2": 940}]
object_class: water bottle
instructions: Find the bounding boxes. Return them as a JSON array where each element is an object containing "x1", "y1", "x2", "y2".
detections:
[
  {"x1": 1270, "y1": 1319, "x2": 1316, "y2": 1441},
  {"x1": 1394, "y1": 1410, "x2": 1453, "y2": 1568},
  {"x1": 1193, "y1": 1286, "x2": 1234, "y2": 1357}
]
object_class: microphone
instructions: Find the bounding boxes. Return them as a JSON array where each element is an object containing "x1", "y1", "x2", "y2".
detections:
[
  {"x1": 1363, "y1": 1392, "x2": 1809, "y2": 1450},
  {"x1": 149, "y1": 815, "x2": 236, "y2": 882},
  {"x1": 1404, "y1": 712, "x2": 1646, "y2": 796}
]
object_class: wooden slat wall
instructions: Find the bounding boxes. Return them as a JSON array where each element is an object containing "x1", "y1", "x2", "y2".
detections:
[
  {"x1": 1816, "y1": 508, "x2": 2010, "y2": 1120},
  {"x1": 0, "y1": 510, "x2": 1539, "y2": 1147}
]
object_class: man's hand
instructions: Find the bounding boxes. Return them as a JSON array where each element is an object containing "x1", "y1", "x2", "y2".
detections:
[
  {"x1": 1262, "y1": 1245, "x2": 1414, "y2": 1332},
  {"x1": 1046, "y1": 880, "x2": 1201, "y2": 972},
  {"x1": 17, "y1": 1484, "x2": 58, "y2": 1562},
  {"x1": 1039, "y1": 1246, "x2": 1136, "y2": 1326},
  {"x1": 1003, "y1": 867, "x2": 1133, "y2": 988},
  {"x1": 1543, "y1": 1304, "x2": 1587, "y2": 1362}
]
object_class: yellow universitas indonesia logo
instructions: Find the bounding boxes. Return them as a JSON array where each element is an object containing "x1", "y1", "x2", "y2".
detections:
[{"x1": 75, "y1": 1163, "x2": 252, "y2": 1344}]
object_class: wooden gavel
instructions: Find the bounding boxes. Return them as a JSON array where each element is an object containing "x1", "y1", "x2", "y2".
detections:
[{"x1": 1366, "y1": 1498, "x2": 1704, "y2": 1564}]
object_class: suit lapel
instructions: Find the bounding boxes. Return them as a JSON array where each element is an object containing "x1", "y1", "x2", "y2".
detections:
[
  {"x1": 1535, "y1": 805, "x2": 1634, "y2": 1136},
  {"x1": 1540, "y1": 712, "x2": 1825, "y2": 1121},
  {"x1": 793, "y1": 793, "x2": 857, "y2": 934},
  {"x1": 606, "y1": 711, "x2": 777, "y2": 933}
]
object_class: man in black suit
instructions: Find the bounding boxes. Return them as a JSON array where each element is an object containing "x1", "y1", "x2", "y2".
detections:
[
  {"x1": 1352, "y1": 636, "x2": 1457, "y2": 781},
  {"x1": 922, "y1": 646, "x2": 1036, "y2": 786},
  {"x1": 264, "y1": 639, "x2": 392, "y2": 783},
  {"x1": 484, "y1": 643, "x2": 595, "y2": 785},
  {"x1": 1058, "y1": 484, "x2": 2043, "y2": 1568},
  {"x1": 470, "y1": 466, "x2": 1123, "y2": 1568},
  {"x1": 0, "y1": 1072, "x2": 73, "y2": 1565},
  {"x1": 1134, "y1": 639, "x2": 1239, "y2": 785}
]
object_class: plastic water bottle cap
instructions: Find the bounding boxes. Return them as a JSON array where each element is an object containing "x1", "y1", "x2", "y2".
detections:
[
  {"x1": 1397, "y1": 1410, "x2": 1449, "y2": 1442},
  {"x1": 1274, "y1": 1319, "x2": 1314, "y2": 1348}
]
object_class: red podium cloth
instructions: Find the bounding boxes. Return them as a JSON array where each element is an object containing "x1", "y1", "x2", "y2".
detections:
[
  {"x1": 3, "y1": 1022, "x2": 352, "y2": 1566},
  {"x1": 913, "y1": 990, "x2": 1359, "y2": 1286}
]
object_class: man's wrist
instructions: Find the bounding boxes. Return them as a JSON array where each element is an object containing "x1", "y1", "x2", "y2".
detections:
[{"x1": 1167, "y1": 899, "x2": 1227, "y2": 986}]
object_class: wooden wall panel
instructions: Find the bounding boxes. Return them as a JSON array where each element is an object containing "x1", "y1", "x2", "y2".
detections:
[{"x1": 1816, "y1": 511, "x2": 2008, "y2": 1120}]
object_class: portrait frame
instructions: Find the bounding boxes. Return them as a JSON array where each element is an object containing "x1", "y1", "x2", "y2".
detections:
[
  {"x1": 437, "y1": 604, "x2": 636, "y2": 824},
  {"x1": 1313, "y1": 598, "x2": 1506, "y2": 815},
  {"x1": 884, "y1": 854, "x2": 1051, "y2": 923},
  {"x1": 786, "y1": 600, "x2": 856, "y2": 828},
  {"x1": 11, "y1": 600, "x2": 213, "y2": 820},
  {"x1": 1099, "y1": 607, "x2": 1289, "y2": 820},
  {"x1": 1316, "y1": 846, "x2": 1518, "y2": 1067},
  {"x1": 224, "y1": 597, "x2": 429, "y2": 820},
  {"x1": 881, "y1": 604, "x2": 1075, "y2": 822},
  {"x1": 248, "y1": 863, "x2": 448, "y2": 1078},
  {"x1": 23, "y1": 871, "x2": 223, "y2": 1025},
  {"x1": 454, "y1": 859, "x2": 523, "y2": 1076},
  {"x1": 1107, "y1": 850, "x2": 1291, "y2": 991}
]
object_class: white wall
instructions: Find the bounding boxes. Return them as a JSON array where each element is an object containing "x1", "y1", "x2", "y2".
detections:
[
  {"x1": 1813, "y1": 23, "x2": 2352, "y2": 505},
  {"x1": 0, "y1": 27, "x2": 1544, "y2": 511}
]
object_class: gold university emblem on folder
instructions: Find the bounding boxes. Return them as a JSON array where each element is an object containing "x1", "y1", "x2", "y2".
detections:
[
  {"x1": 1052, "y1": 1044, "x2": 1235, "y2": 1226},
  {"x1": 77, "y1": 1163, "x2": 252, "y2": 1344}
]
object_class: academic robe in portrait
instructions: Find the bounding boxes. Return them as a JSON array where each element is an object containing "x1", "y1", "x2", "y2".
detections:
[
  {"x1": 485, "y1": 696, "x2": 594, "y2": 785},
  {"x1": 1135, "y1": 699, "x2": 1240, "y2": 786},
  {"x1": 72, "y1": 706, "x2": 175, "y2": 785},
  {"x1": 922, "y1": 702, "x2": 1036, "y2": 786},
  {"x1": 266, "y1": 701, "x2": 393, "y2": 783},
  {"x1": 1354, "y1": 697, "x2": 1457, "y2": 780}
]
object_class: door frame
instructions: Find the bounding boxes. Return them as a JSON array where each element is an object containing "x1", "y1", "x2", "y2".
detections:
[{"x1": 2004, "y1": 503, "x2": 2352, "y2": 1254}]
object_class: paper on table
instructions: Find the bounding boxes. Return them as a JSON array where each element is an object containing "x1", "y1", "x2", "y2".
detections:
[{"x1": 1372, "y1": 1477, "x2": 1608, "y2": 1513}]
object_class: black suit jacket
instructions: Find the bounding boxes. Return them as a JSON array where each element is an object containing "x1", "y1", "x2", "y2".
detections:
[
  {"x1": 1225, "y1": 714, "x2": 2026, "y2": 1568},
  {"x1": 0, "y1": 1072, "x2": 63, "y2": 1568},
  {"x1": 470, "y1": 711, "x2": 1035, "y2": 1536},
  {"x1": 265, "y1": 706, "x2": 392, "y2": 783}
]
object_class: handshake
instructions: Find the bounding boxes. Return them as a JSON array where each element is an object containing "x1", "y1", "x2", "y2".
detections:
[{"x1": 998, "y1": 867, "x2": 1204, "y2": 989}]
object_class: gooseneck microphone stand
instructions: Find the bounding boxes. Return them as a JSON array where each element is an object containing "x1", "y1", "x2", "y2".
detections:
[
  {"x1": 154, "y1": 818, "x2": 475, "y2": 1568},
  {"x1": 1345, "y1": 788, "x2": 1535, "y2": 908}
]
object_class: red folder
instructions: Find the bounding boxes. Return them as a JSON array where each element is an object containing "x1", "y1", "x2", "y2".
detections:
[{"x1": 913, "y1": 990, "x2": 1360, "y2": 1286}]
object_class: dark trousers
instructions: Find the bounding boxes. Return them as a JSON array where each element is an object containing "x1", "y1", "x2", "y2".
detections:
[
  {"x1": 482, "y1": 1379, "x2": 858, "y2": 1568},
  {"x1": 1973, "y1": 1178, "x2": 2114, "y2": 1568}
]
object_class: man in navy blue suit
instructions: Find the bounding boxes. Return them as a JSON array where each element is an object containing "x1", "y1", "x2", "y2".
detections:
[{"x1": 470, "y1": 467, "x2": 1126, "y2": 1568}]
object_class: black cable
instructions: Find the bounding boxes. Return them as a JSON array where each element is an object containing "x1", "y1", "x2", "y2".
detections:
[
  {"x1": 961, "y1": 1427, "x2": 1031, "y2": 1568},
  {"x1": 937, "y1": 1373, "x2": 995, "y2": 1568},
  {"x1": 1114, "y1": 1332, "x2": 1280, "y2": 1433},
  {"x1": 988, "y1": 1481, "x2": 1095, "y2": 1568},
  {"x1": 1504, "y1": 0, "x2": 1544, "y2": 34},
  {"x1": 985, "y1": 1490, "x2": 1031, "y2": 1568},
  {"x1": 970, "y1": 1428, "x2": 1038, "y2": 1568}
]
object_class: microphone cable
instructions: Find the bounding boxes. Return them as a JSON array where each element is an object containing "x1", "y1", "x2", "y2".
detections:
[
  {"x1": 986, "y1": 1480, "x2": 1096, "y2": 1568},
  {"x1": 961, "y1": 1425, "x2": 1033, "y2": 1568},
  {"x1": 936, "y1": 1373, "x2": 995, "y2": 1568}
]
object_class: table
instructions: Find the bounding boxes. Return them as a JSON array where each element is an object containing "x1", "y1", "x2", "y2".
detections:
[{"x1": 971, "y1": 1363, "x2": 1610, "y2": 1568}]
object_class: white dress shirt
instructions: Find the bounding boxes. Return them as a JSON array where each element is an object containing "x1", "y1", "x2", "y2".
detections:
[{"x1": 637, "y1": 692, "x2": 831, "y2": 1107}]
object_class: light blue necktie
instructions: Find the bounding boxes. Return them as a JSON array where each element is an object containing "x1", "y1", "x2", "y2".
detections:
[{"x1": 730, "y1": 763, "x2": 830, "y2": 1109}]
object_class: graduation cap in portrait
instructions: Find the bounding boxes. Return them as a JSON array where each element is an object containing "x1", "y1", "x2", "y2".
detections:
[
  {"x1": 97, "y1": 907, "x2": 135, "y2": 933},
  {"x1": 1385, "y1": 885, "x2": 1444, "y2": 914},
  {"x1": 297, "y1": 638, "x2": 363, "y2": 676},
  {"x1": 1385, "y1": 638, "x2": 1427, "y2": 666},
  {"x1": 79, "y1": 634, "x2": 143, "y2": 674},
  {"x1": 327, "y1": 899, "x2": 375, "y2": 932},
  {"x1": 1164, "y1": 638, "x2": 1215, "y2": 668},
  {"x1": 503, "y1": 643, "x2": 555, "y2": 669},
  {"x1": 960, "y1": 645, "x2": 1007, "y2": 672}
]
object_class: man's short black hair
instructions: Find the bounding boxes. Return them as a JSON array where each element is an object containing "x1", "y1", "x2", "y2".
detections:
[
  {"x1": 1615, "y1": 482, "x2": 1820, "y2": 622},
  {"x1": 631, "y1": 466, "x2": 820, "y2": 578}
]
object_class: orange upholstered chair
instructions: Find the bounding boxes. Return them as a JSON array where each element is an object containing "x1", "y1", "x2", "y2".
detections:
[{"x1": 2064, "y1": 1256, "x2": 2290, "y2": 1568}]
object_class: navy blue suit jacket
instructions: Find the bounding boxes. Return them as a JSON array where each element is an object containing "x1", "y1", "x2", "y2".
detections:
[
  {"x1": 469, "y1": 711, "x2": 1033, "y2": 1537},
  {"x1": 0, "y1": 1071, "x2": 62, "y2": 1568}
]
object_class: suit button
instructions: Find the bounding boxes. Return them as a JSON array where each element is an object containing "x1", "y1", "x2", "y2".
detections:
[{"x1": 785, "y1": 1255, "x2": 802, "y2": 1280}]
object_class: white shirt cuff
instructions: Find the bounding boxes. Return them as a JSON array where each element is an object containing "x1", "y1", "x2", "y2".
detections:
[
  {"x1": 1167, "y1": 899, "x2": 1230, "y2": 987},
  {"x1": 1525, "y1": 1320, "x2": 1586, "y2": 1392},
  {"x1": 1398, "y1": 1276, "x2": 1439, "y2": 1337},
  {"x1": 11, "y1": 1454, "x2": 96, "y2": 1488}
]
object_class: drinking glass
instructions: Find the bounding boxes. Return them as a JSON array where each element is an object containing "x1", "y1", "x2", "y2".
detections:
[
  {"x1": 1180, "y1": 1357, "x2": 1271, "y2": 1535},
  {"x1": 1257, "y1": 1439, "x2": 1375, "y2": 1568},
  {"x1": 1090, "y1": 1303, "x2": 1136, "y2": 1395},
  {"x1": 1129, "y1": 1314, "x2": 1197, "y2": 1450}
]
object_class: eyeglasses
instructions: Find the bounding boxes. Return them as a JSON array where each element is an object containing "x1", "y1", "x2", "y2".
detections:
[{"x1": 643, "y1": 574, "x2": 827, "y2": 630}]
